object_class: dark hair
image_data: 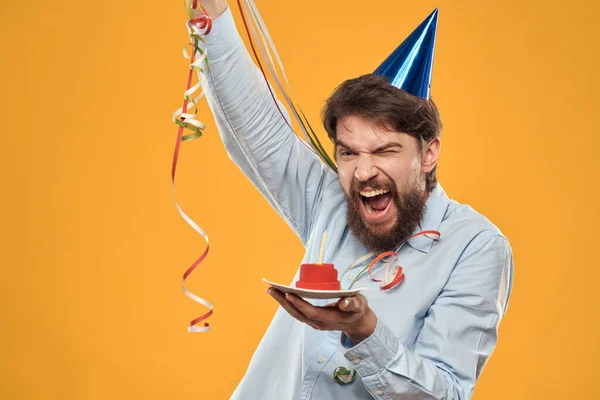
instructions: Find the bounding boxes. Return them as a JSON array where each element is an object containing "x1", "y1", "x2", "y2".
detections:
[{"x1": 321, "y1": 74, "x2": 442, "y2": 191}]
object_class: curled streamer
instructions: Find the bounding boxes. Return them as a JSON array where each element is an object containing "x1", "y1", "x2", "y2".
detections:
[{"x1": 171, "y1": 0, "x2": 213, "y2": 332}]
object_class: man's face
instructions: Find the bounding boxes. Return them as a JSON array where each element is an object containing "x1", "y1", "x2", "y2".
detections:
[{"x1": 335, "y1": 115, "x2": 439, "y2": 253}]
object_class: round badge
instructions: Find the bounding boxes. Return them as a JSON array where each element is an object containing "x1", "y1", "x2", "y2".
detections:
[{"x1": 333, "y1": 366, "x2": 357, "y2": 385}]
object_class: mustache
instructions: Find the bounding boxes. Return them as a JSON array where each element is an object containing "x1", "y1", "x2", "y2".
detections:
[{"x1": 350, "y1": 177, "x2": 398, "y2": 196}]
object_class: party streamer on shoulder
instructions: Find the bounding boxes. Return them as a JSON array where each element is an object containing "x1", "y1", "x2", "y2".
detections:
[
  {"x1": 171, "y1": 0, "x2": 213, "y2": 332},
  {"x1": 236, "y1": 0, "x2": 337, "y2": 172}
]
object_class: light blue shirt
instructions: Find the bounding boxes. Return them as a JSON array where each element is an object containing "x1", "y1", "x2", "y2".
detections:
[{"x1": 202, "y1": 8, "x2": 513, "y2": 400}]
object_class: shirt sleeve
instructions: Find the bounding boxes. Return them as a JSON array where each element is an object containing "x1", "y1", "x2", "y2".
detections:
[
  {"x1": 200, "y1": 7, "x2": 336, "y2": 245},
  {"x1": 343, "y1": 233, "x2": 514, "y2": 399}
]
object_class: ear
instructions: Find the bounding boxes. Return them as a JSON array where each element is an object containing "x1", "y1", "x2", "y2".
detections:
[{"x1": 421, "y1": 137, "x2": 441, "y2": 173}]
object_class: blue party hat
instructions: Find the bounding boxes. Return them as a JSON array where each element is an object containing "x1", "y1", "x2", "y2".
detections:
[{"x1": 373, "y1": 9, "x2": 438, "y2": 99}]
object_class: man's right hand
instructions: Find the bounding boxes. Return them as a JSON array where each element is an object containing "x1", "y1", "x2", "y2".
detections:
[{"x1": 193, "y1": 0, "x2": 228, "y2": 19}]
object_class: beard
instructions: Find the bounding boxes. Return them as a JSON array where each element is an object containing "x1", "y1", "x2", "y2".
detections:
[{"x1": 345, "y1": 174, "x2": 427, "y2": 253}]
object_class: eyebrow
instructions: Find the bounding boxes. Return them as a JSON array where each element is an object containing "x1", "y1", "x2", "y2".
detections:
[
  {"x1": 373, "y1": 143, "x2": 403, "y2": 152},
  {"x1": 334, "y1": 140, "x2": 351, "y2": 150},
  {"x1": 334, "y1": 140, "x2": 403, "y2": 153}
]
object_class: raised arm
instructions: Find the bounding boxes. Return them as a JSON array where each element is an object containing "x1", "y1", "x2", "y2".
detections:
[{"x1": 194, "y1": 1, "x2": 336, "y2": 244}]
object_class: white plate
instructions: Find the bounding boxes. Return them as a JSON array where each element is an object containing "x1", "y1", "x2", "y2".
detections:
[{"x1": 263, "y1": 278, "x2": 367, "y2": 299}]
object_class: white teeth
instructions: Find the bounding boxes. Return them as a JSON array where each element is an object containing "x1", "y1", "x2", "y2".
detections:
[
  {"x1": 360, "y1": 189, "x2": 389, "y2": 198},
  {"x1": 365, "y1": 201, "x2": 373, "y2": 214}
]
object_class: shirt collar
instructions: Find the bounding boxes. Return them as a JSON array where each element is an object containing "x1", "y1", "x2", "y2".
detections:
[{"x1": 406, "y1": 184, "x2": 450, "y2": 253}]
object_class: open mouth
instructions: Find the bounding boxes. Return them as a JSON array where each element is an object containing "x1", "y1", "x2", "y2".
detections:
[{"x1": 360, "y1": 189, "x2": 394, "y2": 219}]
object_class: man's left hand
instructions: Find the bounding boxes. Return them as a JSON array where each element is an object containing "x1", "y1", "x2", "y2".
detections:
[{"x1": 267, "y1": 288, "x2": 377, "y2": 345}]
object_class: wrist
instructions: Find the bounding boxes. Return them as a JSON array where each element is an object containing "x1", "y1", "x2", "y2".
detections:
[
  {"x1": 197, "y1": 0, "x2": 228, "y2": 19},
  {"x1": 344, "y1": 310, "x2": 377, "y2": 345}
]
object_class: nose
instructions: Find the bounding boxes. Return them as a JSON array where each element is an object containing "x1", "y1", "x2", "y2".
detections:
[{"x1": 354, "y1": 155, "x2": 378, "y2": 182}]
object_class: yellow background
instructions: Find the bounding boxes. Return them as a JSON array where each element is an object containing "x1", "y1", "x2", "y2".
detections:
[{"x1": 1, "y1": 0, "x2": 599, "y2": 398}]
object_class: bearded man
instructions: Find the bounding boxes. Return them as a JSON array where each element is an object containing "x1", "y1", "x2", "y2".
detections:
[{"x1": 193, "y1": 1, "x2": 513, "y2": 399}]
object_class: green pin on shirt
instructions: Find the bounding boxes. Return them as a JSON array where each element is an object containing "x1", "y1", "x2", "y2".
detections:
[{"x1": 333, "y1": 367, "x2": 357, "y2": 385}]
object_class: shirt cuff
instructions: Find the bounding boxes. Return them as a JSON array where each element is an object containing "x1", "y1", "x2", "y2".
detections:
[
  {"x1": 343, "y1": 319, "x2": 399, "y2": 377},
  {"x1": 203, "y1": 6, "x2": 244, "y2": 60}
]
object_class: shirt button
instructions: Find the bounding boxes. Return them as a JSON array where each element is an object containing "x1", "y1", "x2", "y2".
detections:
[
  {"x1": 317, "y1": 356, "x2": 325, "y2": 363},
  {"x1": 377, "y1": 389, "x2": 384, "y2": 396},
  {"x1": 347, "y1": 274, "x2": 355, "y2": 280},
  {"x1": 352, "y1": 357, "x2": 360, "y2": 364}
]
